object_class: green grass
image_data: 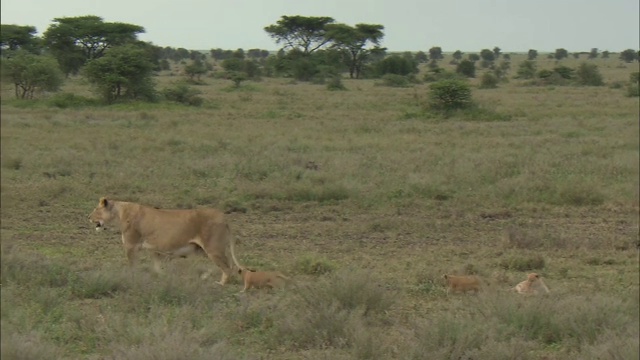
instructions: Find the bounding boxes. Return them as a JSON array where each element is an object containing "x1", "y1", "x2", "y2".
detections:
[{"x1": 1, "y1": 54, "x2": 639, "y2": 359}]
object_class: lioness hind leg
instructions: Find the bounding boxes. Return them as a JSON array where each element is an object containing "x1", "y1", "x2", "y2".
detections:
[{"x1": 207, "y1": 253, "x2": 233, "y2": 285}]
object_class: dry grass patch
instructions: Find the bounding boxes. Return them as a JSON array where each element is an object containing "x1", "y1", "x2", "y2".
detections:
[{"x1": 1, "y1": 63, "x2": 638, "y2": 358}]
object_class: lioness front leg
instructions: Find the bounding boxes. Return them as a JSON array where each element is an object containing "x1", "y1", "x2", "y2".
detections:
[
  {"x1": 150, "y1": 252, "x2": 164, "y2": 274},
  {"x1": 124, "y1": 244, "x2": 139, "y2": 269}
]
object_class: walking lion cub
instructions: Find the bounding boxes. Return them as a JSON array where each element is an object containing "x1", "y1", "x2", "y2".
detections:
[{"x1": 238, "y1": 268, "x2": 291, "y2": 292}]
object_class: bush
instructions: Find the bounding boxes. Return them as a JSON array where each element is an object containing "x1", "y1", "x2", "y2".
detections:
[
  {"x1": 516, "y1": 60, "x2": 537, "y2": 79},
  {"x1": 479, "y1": 72, "x2": 499, "y2": 89},
  {"x1": 327, "y1": 76, "x2": 347, "y2": 91},
  {"x1": 294, "y1": 254, "x2": 335, "y2": 275},
  {"x1": 575, "y1": 63, "x2": 604, "y2": 86},
  {"x1": 379, "y1": 74, "x2": 411, "y2": 87},
  {"x1": 535, "y1": 69, "x2": 569, "y2": 86},
  {"x1": 553, "y1": 65, "x2": 574, "y2": 80},
  {"x1": 423, "y1": 69, "x2": 462, "y2": 83},
  {"x1": 428, "y1": 79, "x2": 473, "y2": 111},
  {"x1": 48, "y1": 92, "x2": 95, "y2": 108},
  {"x1": 2, "y1": 51, "x2": 64, "y2": 99},
  {"x1": 627, "y1": 83, "x2": 639, "y2": 97},
  {"x1": 374, "y1": 55, "x2": 418, "y2": 76},
  {"x1": 499, "y1": 254, "x2": 545, "y2": 271},
  {"x1": 456, "y1": 59, "x2": 476, "y2": 78},
  {"x1": 83, "y1": 45, "x2": 157, "y2": 104},
  {"x1": 162, "y1": 83, "x2": 204, "y2": 106},
  {"x1": 275, "y1": 269, "x2": 394, "y2": 352}
]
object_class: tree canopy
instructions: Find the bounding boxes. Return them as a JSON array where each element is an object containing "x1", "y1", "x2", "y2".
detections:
[
  {"x1": 83, "y1": 44, "x2": 155, "y2": 103},
  {"x1": 3, "y1": 50, "x2": 63, "y2": 98},
  {"x1": 264, "y1": 16, "x2": 335, "y2": 54},
  {"x1": 619, "y1": 49, "x2": 639, "y2": 63},
  {"x1": 44, "y1": 15, "x2": 144, "y2": 60},
  {"x1": 0, "y1": 24, "x2": 40, "y2": 53},
  {"x1": 326, "y1": 23, "x2": 385, "y2": 78}
]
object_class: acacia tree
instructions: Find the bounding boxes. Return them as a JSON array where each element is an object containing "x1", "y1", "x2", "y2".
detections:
[
  {"x1": 325, "y1": 23, "x2": 384, "y2": 78},
  {"x1": 44, "y1": 15, "x2": 144, "y2": 75},
  {"x1": 554, "y1": 48, "x2": 568, "y2": 60},
  {"x1": 480, "y1": 49, "x2": 495, "y2": 62},
  {"x1": 83, "y1": 45, "x2": 155, "y2": 103},
  {"x1": 414, "y1": 51, "x2": 428, "y2": 63},
  {"x1": 3, "y1": 51, "x2": 63, "y2": 98},
  {"x1": 619, "y1": 49, "x2": 639, "y2": 63},
  {"x1": 264, "y1": 16, "x2": 335, "y2": 54},
  {"x1": 429, "y1": 46, "x2": 444, "y2": 60},
  {"x1": 527, "y1": 49, "x2": 538, "y2": 60},
  {"x1": 493, "y1": 46, "x2": 501, "y2": 59},
  {"x1": 0, "y1": 24, "x2": 41, "y2": 53}
]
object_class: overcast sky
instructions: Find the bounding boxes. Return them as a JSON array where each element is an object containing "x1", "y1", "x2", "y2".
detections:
[{"x1": 1, "y1": 0, "x2": 638, "y2": 52}]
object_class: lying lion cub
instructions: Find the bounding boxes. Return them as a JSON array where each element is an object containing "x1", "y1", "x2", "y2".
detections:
[
  {"x1": 443, "y1": 274, "x2": 481, "y2": 294},
  {"x1": 513, "y1": 273, "x2": 550, "y2": 295},
  {"x1": 238, "y1": 268, "x2": 291, "y2": 292}
]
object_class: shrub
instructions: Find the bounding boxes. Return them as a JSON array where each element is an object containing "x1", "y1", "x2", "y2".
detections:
[
  {"x1": 516, "y1": 60, "x2": 537, "y2": 79},
  {"x1": 228, "y1": 71, "x2": 248, "y2": 88},
  {"x1": 48, "y1": 92, "x2": 95, "y2": 108},
  {"x1": 626, "y1": 72, "x2": 640, "y2": 96},
  {"x1": 535, "y1": 69, "x2": 569, "y2": 86},
  {"x1": 499, "y1": 254, "x2": 545, "y2": 271},
  {"x1": 275, "y1": 269, "x2": 394, "y2": 352},
  {"x1": 479, "y1": 72, "x2": 499, "y2": 89},
  {"x1": 428, "y1": 79, "x2": 473, "y2": 111},
  {"x1": 553, "y1": 65, "x2": 574, "y2": 80},
  {"x1": 294, "y1": 254, "x2": 335, "y2": 275},
  {"x1": 2, "y1": 51, "x2": 64, "y2": 99},
  {"x1": 423, "y1": 69, "x2": 462, "y2": 83},
  {"x1": 314, "y1": 269, "x2": 394, "y2": 315},
  {"x1": 327, "y1": 76, "x2": 347, "y2": 91},
  {"x1": 162, "y1": 83, "x2": 204, "y2": 106},
  {"x1": 379, "y1": 74, "x2": 410, "y2": 87},
  {"x1": 456, "y1": 59, "x2": 476, "y2": 78},
  {"x1": 1, "y1": 332, "x2": 66, "y2": 360},
  {"x1": 374, "y1": 55, "x2": 418, "y2": 76},
  {"x1": 627, "y1": 83, "x2": 639, "y2": 97},
  {"x1": 83, "y1": 45, "x2": 157, "y2": 104},
  {"x1": 575, "y1": 63, "x2": 604, "y2": 86}
]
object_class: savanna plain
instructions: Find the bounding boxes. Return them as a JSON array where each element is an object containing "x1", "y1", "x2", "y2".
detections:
[{"x1": 1, "y1": 55, "x2": 639, "y2": 359}]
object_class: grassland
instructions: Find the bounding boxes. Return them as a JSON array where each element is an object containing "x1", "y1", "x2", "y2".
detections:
[{"x1": 1, "y1": 54, "x2": 639, "y2": 359}]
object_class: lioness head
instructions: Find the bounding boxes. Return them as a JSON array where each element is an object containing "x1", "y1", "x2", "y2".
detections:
[{"x1": 89, "y1": 197, "x2": 116, "y2": 231}]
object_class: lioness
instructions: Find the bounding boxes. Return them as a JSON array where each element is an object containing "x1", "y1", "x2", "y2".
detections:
[
  {"x1": 238, "y1": 268, "x2": 291, "y2": 292},
  {"x1": 513, "y1": 273, "x2": 550, "y2": 295},
  {"x1": 88, "y1": 197, "x2": 242, "y2": 285},
  {"x1": 443, "y1": 274, "x2": 481, "y2": 294}
]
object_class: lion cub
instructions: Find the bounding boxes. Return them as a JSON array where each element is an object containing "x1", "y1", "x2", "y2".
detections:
[
  {"x1": 443, "y1": 274, "x2": 481, "y2": 295},
  {"x1": 513, "y1": 273, "x2": 550, "y2": 295},
  {"x1": 238, "y1": 268, "x2": 291, "y2": 292}
]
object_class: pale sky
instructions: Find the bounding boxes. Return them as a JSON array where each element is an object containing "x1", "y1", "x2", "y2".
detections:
[{"x1": 1, "y1": 0, "x2": 638, "y2": 52}]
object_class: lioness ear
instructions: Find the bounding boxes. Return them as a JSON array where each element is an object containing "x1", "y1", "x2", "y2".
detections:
[{"x1": 99, "y1": 197, "x2": 108, "y2": 207}]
